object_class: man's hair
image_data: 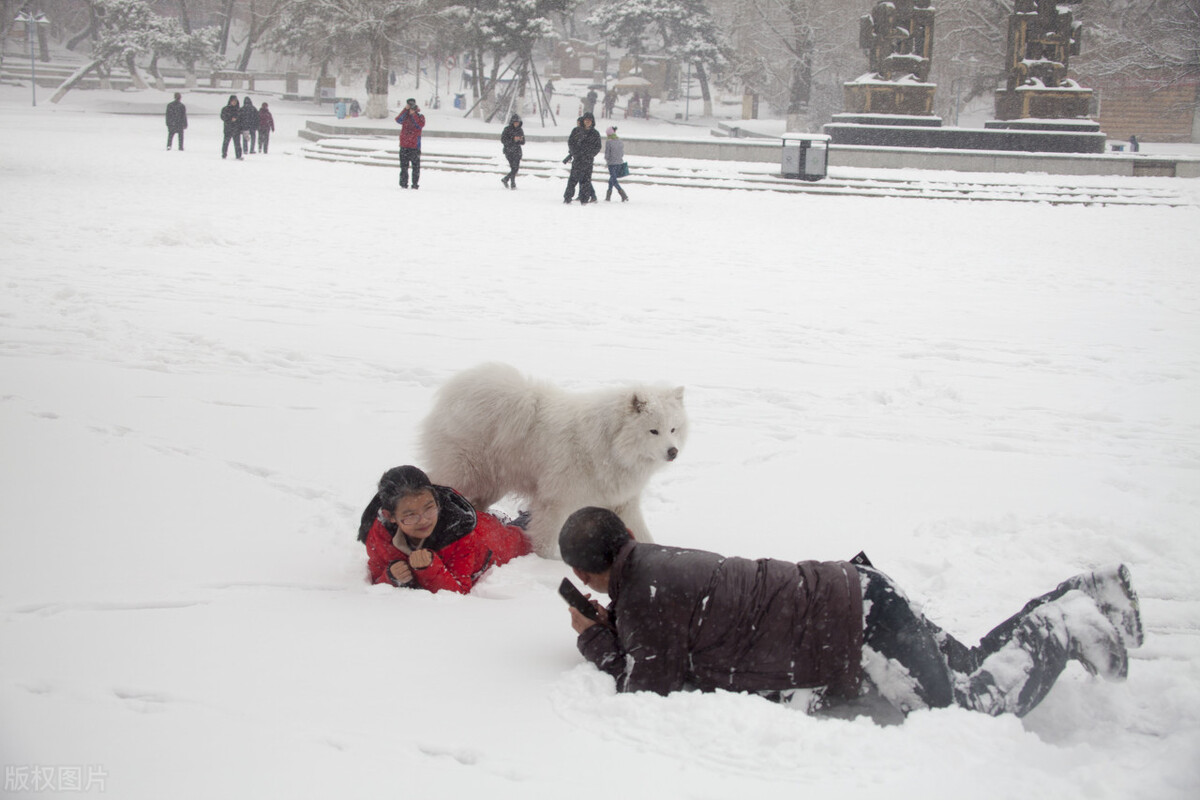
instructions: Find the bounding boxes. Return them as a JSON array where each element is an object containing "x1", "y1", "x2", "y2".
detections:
[{"x1": 559, "y1": 507, "x2": 631, "y2": 572}]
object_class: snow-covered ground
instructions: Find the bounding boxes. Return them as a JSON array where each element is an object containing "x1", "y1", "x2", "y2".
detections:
[{"x1": 2, "y1": 84, "x2": 1199, "y2": 799}]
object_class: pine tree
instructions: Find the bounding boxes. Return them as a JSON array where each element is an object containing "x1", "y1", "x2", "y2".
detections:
[{"x1": 588, "y1": 0, "x2": 729, "y2": 117}]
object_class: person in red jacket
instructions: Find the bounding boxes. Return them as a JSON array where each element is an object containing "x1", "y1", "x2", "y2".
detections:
[
  {"x1": 358, "y1": 465, "x2": 532, "y2": 593},
  {"x1": 257, "y1": 102, "x2": 275, "y2": 154},
  {"x1": 394, "y1": 98, "x2": 425, "y2": 189}
]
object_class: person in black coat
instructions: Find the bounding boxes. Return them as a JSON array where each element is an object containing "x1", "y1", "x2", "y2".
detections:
[
  {"x1": 561, "y1": 507, "x2": 1143, "y2": 719},
  {"x1": 563, "y1": 112, "x2": 602, "y2": 204},
  {"x1": 165, "y1": 93, "x2": 187, "y2": 151},
  {"x1": 500, "y1": 114, "x2": 525, "y2": 189},
  {"x1": 220, "y1": 95, "x2": 242, "y2": 159},
  {"x1": 239, "y1": 96, "x2": 260, "y2": 154}
]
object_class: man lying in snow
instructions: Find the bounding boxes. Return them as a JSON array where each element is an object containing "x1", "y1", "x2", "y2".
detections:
[{"x1": 560, "y1": 506, "x2": 1143, "y2": 718}]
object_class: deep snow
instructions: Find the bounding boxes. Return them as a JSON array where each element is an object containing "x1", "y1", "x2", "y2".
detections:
[{"x1": 1, "y1": 84, "x2": 1199, "y2": 799}]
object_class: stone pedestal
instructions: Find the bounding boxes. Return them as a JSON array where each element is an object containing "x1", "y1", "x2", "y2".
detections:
[
  {"x1": 994, "y1": 86, "x2": 1093, "y2": 121},
  {"x1": 823, "y1": 114, "x2": 1106, "y2": 153},
  {"x1": 843, "y1": 80, "x2": 936, "y2": 116}
]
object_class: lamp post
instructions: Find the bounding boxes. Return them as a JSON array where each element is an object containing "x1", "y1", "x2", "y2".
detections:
[
  {"x1": 15, "y1": 9, "x2": 49, "y2": 107},
  {"x1": 685, "y1": 61, "x2": 691, "y2": 122}
]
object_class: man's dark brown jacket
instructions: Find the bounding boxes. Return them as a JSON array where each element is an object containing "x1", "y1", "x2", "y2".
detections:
[{"x1": 577, "y1": 541, "x2": 864, "y2": 698}]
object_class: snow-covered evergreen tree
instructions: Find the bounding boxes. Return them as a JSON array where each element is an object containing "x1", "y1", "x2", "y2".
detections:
[
  {"x1": 51, "y1": 0, "x2": 220, "y2": 102},
  {"x1": 268, "y1": 0, "x2": 445, "y2": 118},
  {"x1": 588, "y1": 0, "x2": 729, "y2": 116},
  {"x1": 442, "y1": 0, "x2": 569, "y2": 119}
]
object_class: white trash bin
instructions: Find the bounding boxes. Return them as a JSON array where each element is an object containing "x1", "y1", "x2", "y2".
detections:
[{"x1": 781, "y1": 133, "x2": 831, "y2": 181}]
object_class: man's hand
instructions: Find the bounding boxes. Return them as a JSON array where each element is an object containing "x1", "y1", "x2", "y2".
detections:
[
  {"x1": 569, "y1": 601, "x2": 609, "y2": 634},
  {"x1": 569, "y1": 606, "x2": 596, "y2": 634},
  {"x1": 408, "y1": 549, "x2": 434, "y2": 570}
]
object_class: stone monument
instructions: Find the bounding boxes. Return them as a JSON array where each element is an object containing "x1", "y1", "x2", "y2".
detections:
[
  {"x1": 823, "y1": 0, "x2": 1106, "y2": 152},
  {"x1": 843, "y1": 0, "x2": 938, "y2": 116},
  {"x1": 994, "y1": 0, "x2": 1092, "y2": 120}
]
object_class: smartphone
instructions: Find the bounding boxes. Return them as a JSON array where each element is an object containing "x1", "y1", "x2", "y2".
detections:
[{"x1": 558, "y1": 578, "x2": 600, "y2": 621}]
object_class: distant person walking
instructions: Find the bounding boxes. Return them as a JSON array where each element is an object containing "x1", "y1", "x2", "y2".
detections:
[
  {"x1": 395, "y1": 98, "x2": 426, "y2": 189},
  {"x1": 165, "y1": 92, "x2": 187, "y2": 151},
  {"x1": 603, "y1": 126, "x2": 628, "y2": 202},
  {"x1": 563, "y1": 112, "x2": 601, "y2": 205},
  {"x1": 603, "y1": 89, "x2": 617, "y2": 119},
  {"x1": 258, "y1": 102, "x2": 275, "y2": 154},
  {"x1": 240, "y1": 96, "x2": 259, "y2": 154},
  {"x1": 500, "y1": 113, "x2": 525, "y2": 189},
  {"x1": 220, "y1": 95, "x2": 243, "y2": 160}
]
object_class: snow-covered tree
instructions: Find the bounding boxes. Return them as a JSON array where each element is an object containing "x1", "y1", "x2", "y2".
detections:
[
  {"x1": 229, "y1": 0, "x2": 287, "y2": 71},
  {"x1": 588, "y1": 0, "x2": 729, "y2": 116},
  {"x1": 50, "y1": 0, "x2": 220, "y2": 101},
  {"x1": 268, "y1": 0, "x2": 446, "y2": 118},
  {"x1": 718, "y1": 0, "x2": 859, "y2": 122},
  {"x1": 930, "y1": 0, "x2": 1199, "y2": 122},
  {"x1": 146, "y1": 14, "x2": 221, "y2": 87},
  {"x1": 659, "y1": 0, "x2": 728, "y2": 115},
  {"x1": 1075, "y1": 0, "x2": 1200, "y2": 87},
  {"x1": 442, "y1": 0, "x2": 569, "y2": 118}
]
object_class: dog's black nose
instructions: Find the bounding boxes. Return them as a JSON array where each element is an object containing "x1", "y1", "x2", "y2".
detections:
[{"x1": 666, "y1": 447, "x2": 678, "y2": 461}]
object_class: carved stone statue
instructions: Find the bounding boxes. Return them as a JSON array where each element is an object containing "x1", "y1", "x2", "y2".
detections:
[
  {"x1": 845, "y1": 0, "x2": 938, "y2": 116},
  {"x1": 859, "y1": 0, "x2": 936, "y2": 82},
  {"x1": 995, "y1": 0, "x2": 1091, "y2": 119},
  {"x1": 1003, "y1": 0, "x2": 1083, "y2": 91}
]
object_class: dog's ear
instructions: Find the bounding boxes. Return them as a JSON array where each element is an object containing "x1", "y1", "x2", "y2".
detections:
[
  {"x1": 673, "y1": 386, "x2": 684, "y2": 401},
  {"x1": 630, "y1": 393, "x2": 648, "y2": 414}
]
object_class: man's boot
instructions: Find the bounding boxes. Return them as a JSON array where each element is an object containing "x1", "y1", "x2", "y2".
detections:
[
  {"x1": 953, "y1": 588, "x2": 1128, "y2": 717},
  {"x1": 1060, "y1": 564, "x2": 1144, "y2": 648}
]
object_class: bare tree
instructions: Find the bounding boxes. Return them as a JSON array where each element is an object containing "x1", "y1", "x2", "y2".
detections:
[
  {"x1": 231, "y1": 0, "x2": 286, "y2": 70},
  {"x1": 720, "y1": 0, "x2": 860, "y2": 124},
  {"x1": 927, "y1": 0, "x2": 1200, "y2": 122},
  {"x1": 1074, "y1": 0, "x2": 1200, "y2": 87},
  {"x1": 925, "y1": 0, "x2": 1009, "y2": 120}
]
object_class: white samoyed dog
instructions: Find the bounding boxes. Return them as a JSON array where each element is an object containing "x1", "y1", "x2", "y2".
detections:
[{"x1": 418, "y1": 363, "x2": 688, "y2": 558}]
